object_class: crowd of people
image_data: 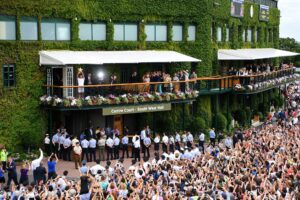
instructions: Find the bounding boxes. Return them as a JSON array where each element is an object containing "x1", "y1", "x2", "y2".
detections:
[
  {"x1": 140, "y1": 70, "x2": 198, "y2": 93},
  {"x1": 228, "y1": 62, "x2": 294, "y2": 76},
  {"x1": 0, "y1": 82, "x2": 299, "y2": 199}
]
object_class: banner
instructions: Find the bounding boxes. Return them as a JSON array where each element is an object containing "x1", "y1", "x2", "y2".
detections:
[
  {"x1": 259, "y1": 5, "x2": 270, "y2": 21},
  {"x1": 102, "y1": 103, "x2": 172, "y2": 116},
  {"x1": 231, "y1": 0, "x2": 244, "y2": 18}
]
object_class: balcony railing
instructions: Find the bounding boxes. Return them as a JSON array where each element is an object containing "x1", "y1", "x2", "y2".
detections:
[{"x1": 40, "y1": 68, "x2": 299, "y2": 109}]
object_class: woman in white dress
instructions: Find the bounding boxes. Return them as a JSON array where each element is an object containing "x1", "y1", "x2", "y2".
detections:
[{"x1": 77, "y1": 70, "x2": 85, "y2": 98}]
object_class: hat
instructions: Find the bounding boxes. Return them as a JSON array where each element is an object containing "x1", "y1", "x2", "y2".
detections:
[{"x1": 82, "y1": 160, "x2": 87, "y2": 165}]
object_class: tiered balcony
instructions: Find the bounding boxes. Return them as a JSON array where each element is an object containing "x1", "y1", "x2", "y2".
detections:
[
  {"x1": 40, "y1": 68, "x2": 299, "y2": 110},
  {"x1": 232, "y1": 68, "x2": 299, "y2": 94}
]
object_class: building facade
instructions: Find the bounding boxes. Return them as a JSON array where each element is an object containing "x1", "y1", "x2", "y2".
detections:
[{"x1": 0, "y1": 0, "x2": 283, "y2": 149}]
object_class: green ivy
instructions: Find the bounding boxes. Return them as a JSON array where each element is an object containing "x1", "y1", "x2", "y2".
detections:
[{"x1": 0, "y1": 0, "x2": 280, "y2": 149}]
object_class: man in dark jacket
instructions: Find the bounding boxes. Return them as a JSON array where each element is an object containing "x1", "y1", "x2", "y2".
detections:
[
  {"x1": 7, "y1": 156, "x2": 18, "y2": 186},
  {"x1": 35, "y1": 163, "x2": 47, "y2": 184}
]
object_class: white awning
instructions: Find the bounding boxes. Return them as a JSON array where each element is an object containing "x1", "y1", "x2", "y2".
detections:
[
  {"x1": 218, "y1": 48, "x2": 299, "y2": 60},
  {"x1": 39, "y1": 50, "x2": 201, "y2": 65}
]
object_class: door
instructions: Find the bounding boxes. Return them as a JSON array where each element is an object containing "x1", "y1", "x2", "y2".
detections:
[
  {"x1": 63, "y1": 66, "x2": 74, "y2": 97},
  {"x1": 113, "y1": 115, "x2": 123, "y2": 136}
]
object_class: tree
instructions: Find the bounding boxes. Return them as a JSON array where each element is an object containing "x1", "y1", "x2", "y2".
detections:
[{"x1": 279, "y1": 37, "x2": 300, "y2": 65}]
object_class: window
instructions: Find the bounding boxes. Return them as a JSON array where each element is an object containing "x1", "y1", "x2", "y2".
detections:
[
  {"x1": 41, "y1": 19, "x2": 70, "y2": 41},
  {"x1": 226, "y1": 27, "x2": 230, "y2": 42},
  {"x1": 20, "y1": 17, "x2": 38, "y2": 40},
  {"x1": 79, "y1": 22, "x2": 106, "y2": 41},
  {"x1": 242, "y1": 29, "x2": 246, "y2": 42},
  {"x1": 255, "y1": 30, "x2": 258, "y2": 42},
  {"x1": 187, "y1": 25, "x2": 196, "y2": 41},
  {"x1": 3, "y1": 64, "x2": 15, "y2": 87},
  {"x1": 0, "y1": 15, "x2": 16, "y2": 40},
  {"x1": 145, "y1": 24, "x2": 167, "y2": 41},
  {"x1": 265, "y1": 28, "x2": 269, "y2": 43},
  {"x1": 247, "y1": 29, "x2": 252, "y2": 42},
  {"x1": 114, "y1": 23, "x2": 138, "y2": 41},
  {"x1": 217, "y1": 27, "x2": 222, "y2": 42},
  {"x1": 172, "y1": 25, "x2": 183, "y2": 41}
]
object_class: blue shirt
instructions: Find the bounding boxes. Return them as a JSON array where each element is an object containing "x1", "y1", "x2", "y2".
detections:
[
  {"x1": 0, "y1": 169, "x2": 4, "y2": 178},
  {"x1": 80, "y1": 166, "x2": 88, "y2": 174},
  {"x1": 48, "y1": 161, "x2": 56, "y2": 173}
]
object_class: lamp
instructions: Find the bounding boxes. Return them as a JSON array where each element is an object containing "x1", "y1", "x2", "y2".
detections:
[{"x1": 98, "y1": 71, "x2": 104, "y2": 81}]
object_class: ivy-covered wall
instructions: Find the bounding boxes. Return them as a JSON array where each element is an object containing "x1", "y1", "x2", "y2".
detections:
[{"x1": 0, "y1": 0, "x2": 280, "y2": 149}]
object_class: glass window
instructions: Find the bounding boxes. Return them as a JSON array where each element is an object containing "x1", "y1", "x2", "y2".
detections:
[
  {"x1": 41, "y1": 21, "x2": 55, "y2": 40},
  {"x1": 124, "y1": 24, "x2": 138, "y2": 41},
  {"x1": 188, "y1": 25, "x2": 196, "y2": 41},
  {"x1": 3, "y1": 64, "x2": 15, "y2": 87},
  {"x1": 56, "y1": 22, "x2": 70, "y2": 40},
  {"x1": 155, "y1": 25, "x2": 167, "y2": 41},
  {"x1": 92, "y1": 23, "x2": 106, "y2": 41},
  {"x1": 242, "y1": 30, "x2": 246, "y2": 41},
  {"x1": 172, "y1": 25, "x2": 183, "y2": 41},
  {"x1": 20, "y1": 17, "x2": 38, "y2": 40},
  {"x1": 247, "y1": 29, "x2": 252, "y2": 42},
  {"x1": 41, "y1": 19, "x2": 70, "y2": 41},
  {"x1": 145, "y1": 24, "x2": 167, "y2": 41},
  {"x1": 0, "y1": 15, "x2": 16, "y2": 40},
  {"x1": 145, "y1": 25, "x2": 155, "y2": 41},
  {"x1": 226, "y1": 28, "x2": 230, "y2": 42},
  {"x1": 114, "y1": 24, "x2": 124, "y2": 41},
  {"x1": 255, "y1": 30, "x2": 258, "y2": 42},
  {"x1": 217, "y1": 27, "x2": 222, "y2": 42},
  {"x1": 79, "y1": 23, "x2": 92, "y2": 40},
  {"x1": 114, "y1": 23, "x2": 138, "y2": 41}
]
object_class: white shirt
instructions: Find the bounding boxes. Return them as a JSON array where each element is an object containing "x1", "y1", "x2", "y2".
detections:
[
  {"x1": 224, "y1": 138, "x2": 233, "y2": 148},
  {"x1": 89, "y1": 139, "x2": 97, "y2": 148},
  {"x1": 121, "y1": 136, "x2": 128, "y2": 145},
  {"x1": 144, "y1": 137, "x2": 151, "y2": 146},
  {"x1": 132, "y1": 135, "x2": 137, "y2": 143},
  {"x1": 175, "y1": 134, "x2": 181, "y2": 142},
  {"x1": 134, "y1": 140, "x2": 141, "y2": 148},
  {"x1": 199, "y1": 133, "x2": 205, "y2": 142},
  {"x1": 140, "y1": 130, "x2": 146, "y2": 140},
  {"x1": 169, "y1": 136, "x2": 175, "y2": 144},
  {"x1": 58, "y1": 135, "x2": 65, "y2": 145},
  {"x1": 44, "y1": 137, "x2": 50, "y2": 144},
  {"x1": 106, "y1": 138, "x2": 114, "y2": 148},
  {"x1": 154, "y1": 137, "x2": 160, "y2": 143},
  {"x1": 187, "y1": 134, "x2": 193, "y2": 142},
  {"x1": 31, "y1": 149, "x2": 43, "y2": 171},
  {"x1": 114, "y1": 137, "x2": 120, "y2": 146},
  {"x1": 81, "y1": 139, "x2": 89, "y2": 148},
  {"x1": 63, "y1": 138, "x2": 72, "y2": 148},
  {"x1": 90, "y1": 164, "x2": 106, "y2": 176},
  {"x1": 52, "y1": 134, "x2": 59, "y2": 144},
  {"x1": 162, "y1": 136, "x2": 169, "y2": 144}
]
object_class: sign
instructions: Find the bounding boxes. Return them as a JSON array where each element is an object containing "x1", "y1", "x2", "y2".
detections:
[
  {"x1": 259, "y1": 5, "x2": 270, "y2": 21},
  {"x1": 231, "y1": 0, "x2": 244, "y2": 18},
  {"x1": 102, "y1": 103, "x2": 172, "y2": 116}
]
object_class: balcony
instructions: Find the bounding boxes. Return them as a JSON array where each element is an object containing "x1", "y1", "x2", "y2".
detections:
[
  {"x1": 232, "y1": 68, "x2": 299, "y2": 94},
  {"x1": 40, "y1": 68, "x2": 299, "y2": 110},
  {"x1": 40, "y1": 81, "x2": 201, "y2": 111}
]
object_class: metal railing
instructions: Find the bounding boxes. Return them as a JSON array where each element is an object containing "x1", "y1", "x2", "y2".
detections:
[{"x1": 42, "y1": 67, "x2": 296, "y2": 99}]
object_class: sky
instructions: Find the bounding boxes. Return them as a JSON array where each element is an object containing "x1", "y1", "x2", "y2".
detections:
[{"x1": 278, "y1": 0, "x2": 300, "y2": 42}]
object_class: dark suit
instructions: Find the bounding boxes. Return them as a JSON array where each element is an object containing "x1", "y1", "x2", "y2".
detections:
[
  {"x1": 7, "y1": 160, "x2": 18, "y2": 186},
  {"x1": 35, "y1": 166, "x2": 47, "y2": 184}
]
